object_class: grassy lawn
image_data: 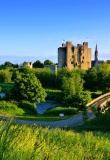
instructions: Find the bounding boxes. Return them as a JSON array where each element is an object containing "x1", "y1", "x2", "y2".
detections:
[
  {"x1": 0, "y1": 83, "x2": 79, "y2": 121},
  {"x1": 0, "y1": 100, "x2": 79, "y2": 121}
]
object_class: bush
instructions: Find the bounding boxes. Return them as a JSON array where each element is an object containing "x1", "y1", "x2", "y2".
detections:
[
  {"x1": 9, "y1": 73, "x2": 47, "y2": 102},
  {"x1": 0, "y1": 69, "x2": 12, "y2": 83},
  {"x1": 0, "y1": 101, "x2": 24, "y2": 115},
  {"x1": 63, "y1": 91, "x2": 91, "y2": 109},
  {"x1": 46, "y1": 89, "x2": 63, "y2": 101},
  {"x1": 18, "y1": 101, "x2": 37, "y2": 115}
]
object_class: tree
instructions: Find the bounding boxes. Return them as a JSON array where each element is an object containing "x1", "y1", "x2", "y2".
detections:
[
  {"x1": 4, "y1": 61, "x2": 13, "y2": 68},
  {"x1": 61, "y1": 72, "x2": 91, "y2": 109},
  {"x1": 57, "y1": 68, "x2": 72, "y2": 89},
  {"x1": 35, "y1": 68, "x2": 57, "y2": 88},
  {"x1": 33, "y1": 60, "x2": 44, "y2": 68},
  {"x1": 84, "y1": 63, "x2": 110, "y2": 92},
  {"x1": 0, "y1": 69, "x2": 12, "y2": 83},
  {"x1": 97, "y1": 63, "x2": 110, "y2": 92},
  {"x1": 84, "y1": 67, "x2": 98, "y2": 91},
  {"x1": 10, "y1": 73, "x2": 47, "y2": 102},
  {"x1": 44, "y1": 59, "x2": 54, "y2": 65},
  {"x1": 62, "y1": 74, "x2": 84, "y2": 96}
]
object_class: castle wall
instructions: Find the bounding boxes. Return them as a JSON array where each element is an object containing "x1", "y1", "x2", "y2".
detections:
[
  {"x1": 80, "y1": 43, "x2": 91, "y2": 70},
  {"x1": 58, "y1": 47, "x2": 66, "y2": 68},
  {"x1": 58, "y1": 41, "x2": 91, "y2": 70},
  {"x1": 66, "y1": 42, "x2": 73, "y2": 69}
]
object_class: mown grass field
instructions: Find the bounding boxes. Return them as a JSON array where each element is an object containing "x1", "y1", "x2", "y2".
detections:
[{"x1": 0, "y1": 120, "x2": 110, "y2": 160}]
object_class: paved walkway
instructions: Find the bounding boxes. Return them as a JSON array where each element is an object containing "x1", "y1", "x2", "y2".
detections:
[{"x1": 0, "y1": 112, "x2": 94, "y2": 128}]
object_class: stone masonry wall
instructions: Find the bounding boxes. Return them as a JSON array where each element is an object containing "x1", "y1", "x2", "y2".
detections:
[{"x1": 58, "y1": 41, "x2": 91, "y2": 70}]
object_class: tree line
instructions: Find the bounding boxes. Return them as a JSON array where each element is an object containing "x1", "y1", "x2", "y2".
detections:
[{"x1": 0, "y1": 61, "x2": 110, "y2": 110}]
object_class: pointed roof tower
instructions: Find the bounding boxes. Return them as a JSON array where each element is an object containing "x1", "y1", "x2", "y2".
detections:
[{"x1": 95, "y1": 43, "x2": 98, "y2": 61}]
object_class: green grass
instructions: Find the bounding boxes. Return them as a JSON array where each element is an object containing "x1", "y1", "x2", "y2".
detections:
[
  {"x1": 43, "y1": 106, "x2": 78, "y2": 116},
  {"x1": 0, "y1": 101, "x2": 78, "y2": 121},
  {"x1": 0, "y1": 120, "x2": 110, "y2": 160}
]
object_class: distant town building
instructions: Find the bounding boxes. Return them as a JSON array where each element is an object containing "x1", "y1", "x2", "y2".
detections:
[
  {"x1": 58, "y1": 41, "x2": 91, "y2": 70},
  {"x1": 19, "y1": 61, "x2": 33, "y2": 68}
]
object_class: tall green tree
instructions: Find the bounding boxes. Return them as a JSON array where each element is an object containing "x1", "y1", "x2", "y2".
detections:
[
  {"x1": 97, "y1": 63, "x2": 110, "y2": 92},
  {"x1": 62, "y1": 74, "x2": 84, "y2": 96},
  {"x1": 33, "y1": 60, "x2": 44, "y2": 68},
  {"x1": 10, "y1": 73, "x2": 47, "y2": 102},
  {"x1": 84, "y1": 67, "x2": 98, "y2": 91},
  {"x1": 0, "y1": 69, "x2": 12, "y2": 83},
  {"x1": 44, "y1": 59, "x2": 54, "y2": 65},
  {"x1": 84, "y1": 63, "x2": 110, "y2": 92},
  {"x1": 35, "y1": 68, "x2": 57, "y2": 88}
]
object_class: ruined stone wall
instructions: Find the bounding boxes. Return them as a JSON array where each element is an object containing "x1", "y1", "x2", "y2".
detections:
[
  {"x1": 80, "y1": 42, "x2": 91, "y2": 70},
  {"x1": 58, "y1": 41, "x2": 91, "y2": 70},
  {"x1": 58, "y1": 47, "x2": 66, "y2": 68},
  {"x1": 66, "y1": 41, "x2": 74, "y2": 70}
]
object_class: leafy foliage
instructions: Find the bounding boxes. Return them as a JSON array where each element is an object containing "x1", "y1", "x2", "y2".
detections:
[
  {"x1": 35, "y1": 68, "x2": 57, "y2": 88},
  {"x1": 61, "y1": 70, "x2": 91, "y2": 109},
  {"x1": 0, "y1": 100, "x2": 24, "y2": 115},
  {"x1": 0, "y1": 69, "x2": 12, "y2": 83},
  {"x1": 18, "y1": 100, "x2": 37, "y2": 114},
  {"x1": 33, "y1": 60, "x2": 44, "y2": 68},
  {"x1": 0, "y1": 61, "x2": 18, "y2": 69},
  {"x1": 84, "y1": 62, "x2": 110, "y2": 92},
  {"x1": 63, "y1": 91, "x2": 91, "y2": 109},
  {"x1": 44, "y1": 59, "x2": 54, "y2": 65},
  {"x1": 45, "y1": 89, "x2": 63, "y2": 101},
  {"x1": 9, "y1": 73, "x2": 47, "y2": 102}
]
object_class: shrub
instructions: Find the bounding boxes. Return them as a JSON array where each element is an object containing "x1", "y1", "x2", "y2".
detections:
[
  {"x1": 9, "y1": 73, "x2": 47, "y2": 102},
  {"x1": 0, "y1": 101, "x2": 24, "y2": 115},
  {"x1": 46, "y1": 89, "x2": 63, "y2": 101},
  {"x1": 18, "y1": 101, "x2": 37, "y2": 115},
  {"x1": 0, "y1": 69, "x2": 12, "y2": 83}
]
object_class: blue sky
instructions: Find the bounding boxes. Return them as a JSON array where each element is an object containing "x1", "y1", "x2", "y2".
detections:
[{"x1": 0, "y1": 0, "x2": 110, "y2": 63}]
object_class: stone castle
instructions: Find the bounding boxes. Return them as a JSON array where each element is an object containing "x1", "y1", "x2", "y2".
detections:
[{"x1": 58, "y1": 41, "x2": 91, "y2": 70}]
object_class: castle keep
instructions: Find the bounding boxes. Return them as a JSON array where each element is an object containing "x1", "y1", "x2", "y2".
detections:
[{"x1": 58, "y1": 41, "x2": 91, "y2": 70}]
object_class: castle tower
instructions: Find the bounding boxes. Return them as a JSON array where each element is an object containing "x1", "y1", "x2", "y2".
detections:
[
  {"x1": 58, "y1": 41, "x2": 91, "y2": 70},
  {"x1": 95, "y1": 44, "x2": 98, "y2": 61}
]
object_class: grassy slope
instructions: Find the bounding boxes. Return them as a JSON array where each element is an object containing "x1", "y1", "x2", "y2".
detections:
[{"x1": 0, "y1": 120, "x2": 110, "y2": 160}]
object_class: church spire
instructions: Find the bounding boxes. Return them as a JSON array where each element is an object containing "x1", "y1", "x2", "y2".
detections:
[{"x1": 95, "y1": 43, "x2": 98, "y2": 61}]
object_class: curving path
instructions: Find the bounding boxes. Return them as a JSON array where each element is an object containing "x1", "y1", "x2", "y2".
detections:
[{"x1": 0, "y1": 112, "x2": 94, "y2": 128}]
